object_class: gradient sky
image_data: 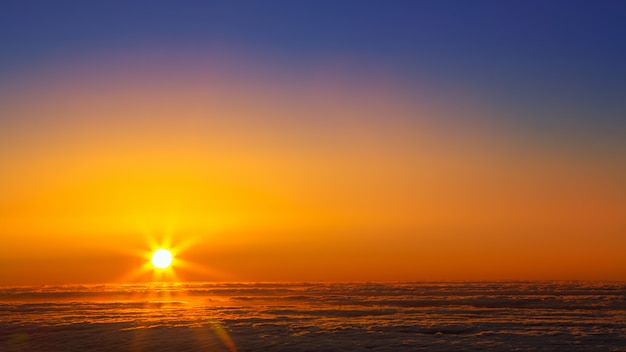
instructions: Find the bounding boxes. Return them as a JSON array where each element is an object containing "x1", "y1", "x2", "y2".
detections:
[{"x1": 1, "y1": 1, "x2": 625, "y2": 284}]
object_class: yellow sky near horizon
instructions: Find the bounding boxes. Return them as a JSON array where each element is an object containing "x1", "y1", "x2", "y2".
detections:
[{"x1": 1, "y1": 58, "x2": 625, "y2": 284}]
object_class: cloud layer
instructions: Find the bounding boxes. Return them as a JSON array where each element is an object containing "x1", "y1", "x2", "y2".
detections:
[{"x1": 2, "y1": 282, "x2": 625, "y2": 351}]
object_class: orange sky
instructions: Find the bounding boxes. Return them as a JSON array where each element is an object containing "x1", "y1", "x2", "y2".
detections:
[{"x1": 1, "y1": 54, "x2": 625, "y2": 284}]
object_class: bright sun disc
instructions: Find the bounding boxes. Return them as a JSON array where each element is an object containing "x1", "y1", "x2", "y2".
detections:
[{"x1": 151, "y1": 249, "x2": 173, "y2": 269}]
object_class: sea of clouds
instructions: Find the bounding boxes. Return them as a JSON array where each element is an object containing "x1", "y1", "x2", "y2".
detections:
[{"x1": 1, "y1": 282, "x2": 625, "y2": 351}]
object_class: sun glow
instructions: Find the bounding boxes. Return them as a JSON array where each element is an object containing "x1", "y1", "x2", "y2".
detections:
[{"x1": 151, "y1": 249, "x2": 173, "y2": 269}]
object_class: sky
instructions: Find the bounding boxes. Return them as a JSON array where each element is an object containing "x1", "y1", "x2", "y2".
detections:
[{"x1": 1, "y1": 1, "x2": 625, "y2": 284}]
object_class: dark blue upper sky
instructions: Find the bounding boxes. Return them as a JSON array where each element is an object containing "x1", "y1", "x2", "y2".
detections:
[{"x1": 2, "y1": 0, "x2": 626, "y2": 130}]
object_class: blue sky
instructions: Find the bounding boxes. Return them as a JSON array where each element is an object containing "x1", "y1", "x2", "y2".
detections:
[{"x1": 2, "y1": 1, "x2": 625, "y2": 115}]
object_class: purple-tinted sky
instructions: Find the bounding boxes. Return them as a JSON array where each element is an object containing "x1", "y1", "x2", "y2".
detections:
[{"x1": 2, "y1": 1, "x2": 626, "y2": 131}]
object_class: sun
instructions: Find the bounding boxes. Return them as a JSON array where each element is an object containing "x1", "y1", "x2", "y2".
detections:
[{"x1": 151, "y1": 249, "x2": 173, "y2": 269}]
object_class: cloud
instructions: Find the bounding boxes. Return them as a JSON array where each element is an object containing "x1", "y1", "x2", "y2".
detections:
[{"x1": 1, "y1": 282, "x2": 624, "y2": 351}]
